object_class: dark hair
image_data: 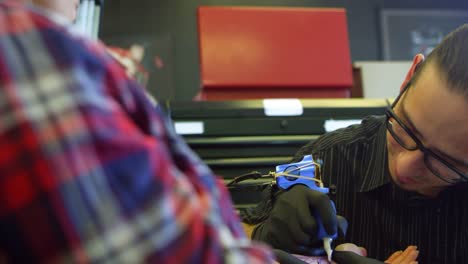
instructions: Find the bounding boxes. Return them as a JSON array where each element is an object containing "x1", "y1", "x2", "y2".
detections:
[{"x1": 412, "y1": 24, "x2": 468, "y2": 97}]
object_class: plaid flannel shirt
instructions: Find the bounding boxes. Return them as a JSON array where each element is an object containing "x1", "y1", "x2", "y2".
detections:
[{"x1": 0, "y1": 2, "x2": 274, "y2": 263}]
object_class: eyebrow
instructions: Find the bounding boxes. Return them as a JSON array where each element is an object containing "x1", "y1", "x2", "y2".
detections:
[{"x1": 400, "y1": 99, "x2": 468, "y2": 168}]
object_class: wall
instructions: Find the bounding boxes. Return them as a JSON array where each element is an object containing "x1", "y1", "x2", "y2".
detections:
[
  {"x1": 354, "y1": 61, "x2": 412, "y2": 98},
  {"x1": 99, "y1": 0, "x2": 468, "y2": 100}
]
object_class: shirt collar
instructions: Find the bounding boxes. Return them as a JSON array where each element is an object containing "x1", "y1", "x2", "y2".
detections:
[
  {"x1": 26, "y1": 4, "x2": 71, "y2": 26},
  {"x1": 357, "y1": 116, "x2": 392, "y2": 192}
]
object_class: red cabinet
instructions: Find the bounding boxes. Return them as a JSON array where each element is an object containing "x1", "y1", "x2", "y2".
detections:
[{"x1": 197, "y1": 6, "x2": 353, "y2": 100}]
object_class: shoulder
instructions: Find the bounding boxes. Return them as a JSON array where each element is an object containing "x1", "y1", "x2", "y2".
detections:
[
  {"x1": 0, "y1": 1, "x2": 113, "y2": 65},
  {"x1": 0, "y1": 1, "x2": 134, "y2": 102}
]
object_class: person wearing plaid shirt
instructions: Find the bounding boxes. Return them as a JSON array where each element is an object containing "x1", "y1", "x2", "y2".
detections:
[{"x1": 0, "y1": 1, "x2": 275, "y2": 263}]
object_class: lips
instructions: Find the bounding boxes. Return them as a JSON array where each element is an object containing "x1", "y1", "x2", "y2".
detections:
[
  {"x1": 392, "y1": 164, "x2": 418, "y2": 184},
  {"x1": 397, "y1": 174, "x2": 417, "y2": 184}
]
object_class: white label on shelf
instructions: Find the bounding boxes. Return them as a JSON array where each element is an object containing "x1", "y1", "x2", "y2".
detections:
[
  {"x1": 263, "y1": 99, "x2": 304, "y2": 116},
  {"x1": 174, "y1": 121, "x2": 204, "y2": 135},
  {"x1": 324, "y1": 119, "x2": 362, "y2": 132}
]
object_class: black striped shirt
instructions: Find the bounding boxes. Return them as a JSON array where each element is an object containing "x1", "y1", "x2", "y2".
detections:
[{"x1": 293, "y1": 115, "x2": 468, "y2": 264}]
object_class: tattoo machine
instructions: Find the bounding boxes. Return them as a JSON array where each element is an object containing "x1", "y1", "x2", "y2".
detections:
[{"x1": 275, "y1": 155, "x2": 336, "y2": 261}]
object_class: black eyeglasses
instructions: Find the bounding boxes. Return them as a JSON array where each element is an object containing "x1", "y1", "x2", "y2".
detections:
[{"x1": 386, "y1": 81, "x2": 468, "y2": 184}]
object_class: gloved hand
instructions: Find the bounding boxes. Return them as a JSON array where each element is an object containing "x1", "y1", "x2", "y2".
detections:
[
  {"x1": 273, "y1": 249, "x2": 308, "y2": 264},
  {"x1": 252, "y1": 184, "x2": 346, "y2": 255}
]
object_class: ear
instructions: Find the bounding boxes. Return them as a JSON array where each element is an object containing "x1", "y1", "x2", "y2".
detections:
[{"x1": 400, "y1": 54, "x2": 425, "y2": 91}]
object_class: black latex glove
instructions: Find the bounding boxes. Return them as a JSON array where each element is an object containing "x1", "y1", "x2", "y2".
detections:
[
  {"x1": 332, "y1": 251, "x2": 384, "y2": 264},
  {"x1": 273, "y1": 249, "x2": 308, "y2": 264},
  {"x1": 252, "y1": 184, "x2": 342, "y2": 255}
]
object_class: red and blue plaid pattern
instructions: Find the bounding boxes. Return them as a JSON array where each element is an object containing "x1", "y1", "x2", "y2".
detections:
[{"x1": 0, "y1": 1, "x2": 274, "y2": 263}]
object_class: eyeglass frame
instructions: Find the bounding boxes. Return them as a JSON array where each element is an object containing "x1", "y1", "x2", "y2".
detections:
[{"x1": 385, "y1": 80, "x2": 468, "y2": 184}]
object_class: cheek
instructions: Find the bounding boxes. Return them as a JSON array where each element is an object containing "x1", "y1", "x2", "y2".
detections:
[
  {"x1": 386, "y1": 133, "x2": 397, "y2": 176},
  {"x1": 386, "y1": 132, "x2": 400, "y2": 163},
  {"x1": 387, "y1": 131, "x2": 400, "y2": 150},
  {"x1": 386, "y1": 132, "x2": 412, "y2": 180},
  {"x1": 426, "y1": 176, "x2": 444, "y2": 185}
]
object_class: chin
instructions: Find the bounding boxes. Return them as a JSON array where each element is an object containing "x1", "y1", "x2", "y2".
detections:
[
  {"x1": 395, "y1": 181, "x2": 419, "y2": 191},
  {"x1": 394, "y1": 177, "x2": 443, "y2": 197}
]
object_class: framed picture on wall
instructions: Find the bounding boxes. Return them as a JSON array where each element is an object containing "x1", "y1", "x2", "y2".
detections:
[{"x1": 380, "y1": 9, "x2": 468, "y2": 60}]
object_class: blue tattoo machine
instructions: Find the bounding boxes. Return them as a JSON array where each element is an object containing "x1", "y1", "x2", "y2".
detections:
[
  {"x1": 275, "y1": 155, "x2": 336, "y2": 260},
  {"x1": 227, "y1": 155, "x2": 337, "y2": 260},
  {"x1": 275, "y1": 155, "x2": 327, "y2": 192}
]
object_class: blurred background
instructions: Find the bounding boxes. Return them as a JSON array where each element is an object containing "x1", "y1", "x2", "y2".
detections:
[
  {"x1": 92, "y1": 0, "x2": 468, "y2": 100},
  {"x1": 78, "y1": 0, "x2": 468, "y2": 207}
]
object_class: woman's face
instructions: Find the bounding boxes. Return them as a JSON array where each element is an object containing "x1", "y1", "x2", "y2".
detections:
[{"x1": 32, "y1": 0, "x2": 80, "y2": 21}]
